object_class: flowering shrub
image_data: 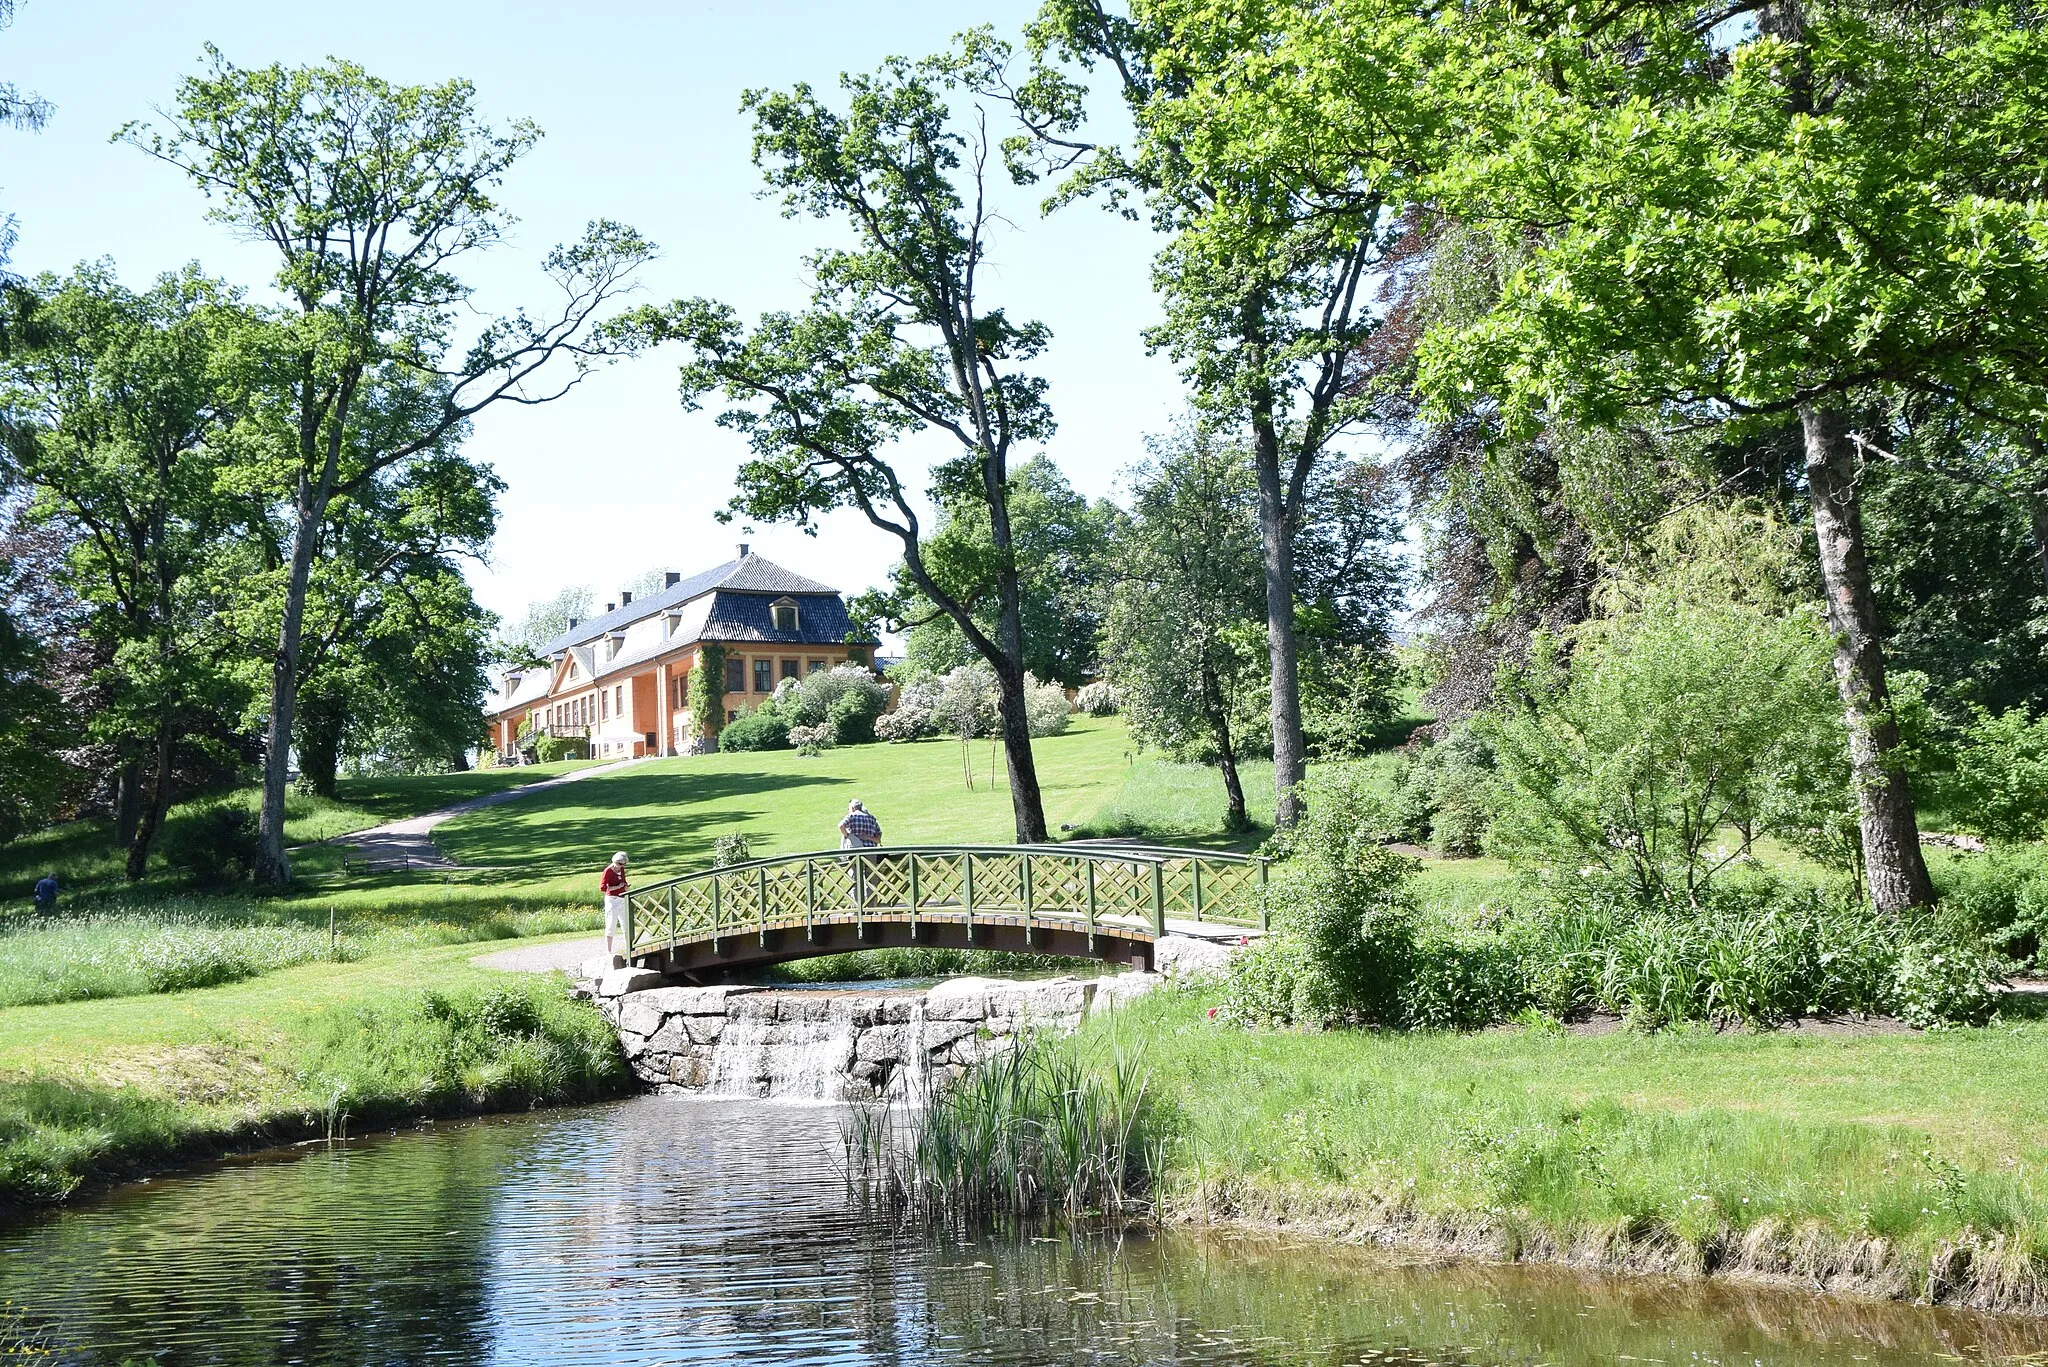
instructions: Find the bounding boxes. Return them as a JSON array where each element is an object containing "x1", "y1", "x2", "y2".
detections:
[
  {"x1": 789, "y1": 723, "x2": 836, "y2": 757},
  {"x1": 1021, "y1": 674, "x2": 1072, "y2": 738},
  {"x1": 1074, "y1": 681, "x2": 1119, "y2": 716}
]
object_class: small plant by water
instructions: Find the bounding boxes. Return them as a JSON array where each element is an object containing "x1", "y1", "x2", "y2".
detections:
[{"x1": 843, "y1": 1031, "x2": 1163, "y2": 1226}]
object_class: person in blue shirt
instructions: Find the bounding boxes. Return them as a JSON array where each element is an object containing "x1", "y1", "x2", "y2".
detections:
[{"x1": 32, "y1": 872, "x2": 57, "y2": 913}]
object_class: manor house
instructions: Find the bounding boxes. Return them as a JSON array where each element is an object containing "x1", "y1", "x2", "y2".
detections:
[{"x1": 484, "y1": 545, "x2": 876, "y2": 761}]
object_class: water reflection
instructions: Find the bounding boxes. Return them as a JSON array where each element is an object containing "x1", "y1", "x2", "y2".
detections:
[{"x1": 0, "y1": 1094, "x2": 2043, "y2": 1365}]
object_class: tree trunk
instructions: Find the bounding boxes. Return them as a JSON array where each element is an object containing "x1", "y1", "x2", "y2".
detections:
[
  {"x1": 295, "y1": 688, "x2": 347, "y2": 800},
  {"x1": 111, "y1": 756, "x2": 143, "y2": 851},
  {"x1": 1801, "y1": 402, "x2": 1934, "y2": 911},
  {"x1": 125, "y1": 728, "x2": 173, "y2": 881},
  {"x1": 984, "y1": 442, "x2": 1050, "y2": 844},
  {"x1": 449, "y1": 747, "x2": 471, "y2": 773},
  {"x1": 1249, "y1": 398, "x2": 1307, "y2": 830},
  {"x1": 254, "y1": 487, "x2": 327, "y2": 884},
  {"x1": 1200, "y1": 662, "x2": 1249, "y2": 832}
]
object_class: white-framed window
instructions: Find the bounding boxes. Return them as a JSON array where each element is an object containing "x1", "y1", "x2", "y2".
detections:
[{"x1": 771, "y1": 598, "x2": 799, "y2": 632}]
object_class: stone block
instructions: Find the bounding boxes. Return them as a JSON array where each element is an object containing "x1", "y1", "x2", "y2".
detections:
[
  {"x1": 616, "y1": 999, "x2": 668, "y2": 1038},
  {"x1": 579, "y1": 954, "x2": 622, "y2": 982},
  {"x1": 924, "y1": 977, "x2": 1000, "y2": 1021},
  {"x1": 1091, "y1": 972, "x2": 1163, "y2": 1013},
  {"x1": 920, "y1": 1019, "x2": 977, "y2": 1050},
  {"x1": 1156, "y1": 934, "x2": 1238, "y2": 982},
  {"x1": 880, "y1": 998, "x2": 914, "y2": 1025},
  {"x1": 597, "y1": 966, "x2": 666, "y2": 998},
  {"x1": 854, "y1": 1025, "x2": 904, "y2": 1063},
  {"x1": 644, "y1": 1019, "x2": 690, "y2": 1055},
  {"x1": 684, "y1": 1014, "x2": 727, "y2": 1045}
]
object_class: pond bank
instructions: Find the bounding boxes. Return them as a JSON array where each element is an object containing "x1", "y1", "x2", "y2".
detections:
[
  {"x1": 1099, "y1": 989, "x2": 2048, "y2": 1317},
  {"x1": 0, "y1": 940, "x2": 626, "y2": 1212}
]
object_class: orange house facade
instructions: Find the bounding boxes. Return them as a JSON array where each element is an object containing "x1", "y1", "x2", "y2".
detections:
[{"x1": 483, "y1": 547, "x2": 877, "y2": 762}]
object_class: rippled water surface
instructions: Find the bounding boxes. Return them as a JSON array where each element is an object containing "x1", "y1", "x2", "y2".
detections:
[{"x1": 3, "y1": 1095, "x2": 2046, "y2": 1365}]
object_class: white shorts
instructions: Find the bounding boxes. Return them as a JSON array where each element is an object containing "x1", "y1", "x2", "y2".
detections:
[{"x1": 603, "y1": 894, "x2": 628, "y2": 934}]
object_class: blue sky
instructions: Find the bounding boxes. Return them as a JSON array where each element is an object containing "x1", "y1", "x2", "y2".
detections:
[{"x1": 2, "y1": 1, "x2": 1181, "y2": 628}]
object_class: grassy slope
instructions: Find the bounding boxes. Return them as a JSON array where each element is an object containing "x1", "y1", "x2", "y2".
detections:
[
  {"x1": 0, "y1": 934, "x2": 623, "y2": 1207},
  {"x1": 1097, "y1": 988, "x2": 2048, "y2": 1305},
  {"x1": 2, "y1": 760, "x2": 600, "y2": 900}
]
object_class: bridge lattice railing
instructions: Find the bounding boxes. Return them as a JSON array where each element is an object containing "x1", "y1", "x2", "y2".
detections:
[{"x1": 623, "y1": 844, "x2": 1269, "y2": 959}]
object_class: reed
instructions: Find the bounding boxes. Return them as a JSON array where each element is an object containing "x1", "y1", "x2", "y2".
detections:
[{"x1": 842, "y1": 1030, "x2": 1164, "y2": 1226}]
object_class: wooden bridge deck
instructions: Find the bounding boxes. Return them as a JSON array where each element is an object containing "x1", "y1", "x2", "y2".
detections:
[{"x1": 623, "y1": 844, "x2": 1269, "y2": 981}]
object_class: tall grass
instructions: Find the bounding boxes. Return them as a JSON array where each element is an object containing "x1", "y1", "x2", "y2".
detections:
[
  {"x1": 843, "y1": 1031, "x2": 1164, "y2": 1225},
  {"x1": 0, "y1": 979, "x2": 627, "y2": 1207},
  {"x1": 0, "y1": 899, "x2": 597, "y2": 1010}
]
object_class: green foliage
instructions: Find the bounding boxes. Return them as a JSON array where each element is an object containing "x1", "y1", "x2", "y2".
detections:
[
  {"x1": 766, "y1": 946, "x2": 1079, "y2": 983},
  {"x1": 1481, "y1": 507, "x2": 1848, "y2": 901},
  {"x1": 158, "y1": 801, "x2": 258, "y2": 888},
  {"x1": 1933, "y1": 706, "x2": 2048, "y2": 843},
  {"x1": 530, "y1": 733, "x2": 586, "y2": 764},
  {"x1": 337, "y1": 981, "x2": 627, "y2": 1114},
  {"x1": 1891, "y1": 941, "x2": 2004, "y2": 1031},
  {"x1": 717, "y1": 704, "x2": 791, "y2": 753},
  {"x1": 1932, "y1": 846, "x2": 2048, "y2": 968},
  {"x1": 895, "y1": 457, "x2": 1121, "y2": 687},
  {"x1": 691, "y1": 643, "x2": 726, "y2": 741},
  {"x1": 1389, "y1": 726, "x2": 1497, "y2": 857},
  {"x1": 712, "y1": 832, "x2": 755, "y2": 867},
  {"x1": 1222, "y1": 766, "x2": 1419, "y2": 1028}
]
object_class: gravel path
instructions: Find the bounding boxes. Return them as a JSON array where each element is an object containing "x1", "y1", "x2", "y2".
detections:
[
  {"x1": 472, "y1": 936, "x2": 608, "y2": 975},
  {"x1": 315, "y1": 757, "x2": 649, "y2": 871}
]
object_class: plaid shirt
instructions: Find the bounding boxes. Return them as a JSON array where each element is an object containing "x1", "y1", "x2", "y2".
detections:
[{"x1": 840, "y1": 810, "x2": 882, "y2": 846}]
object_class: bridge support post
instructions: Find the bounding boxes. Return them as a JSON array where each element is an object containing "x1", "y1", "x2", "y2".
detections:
[
  {"x1": 907, "y1": 856, "x2": 921, "y2": 942},
  {"x1": 1150, "y1": 863, "x2": 1165, "y2": 940}
]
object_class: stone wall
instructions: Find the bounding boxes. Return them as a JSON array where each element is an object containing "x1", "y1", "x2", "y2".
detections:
[{"x1": 593, "y1": 973, "x2": 1161, "y2": 1101}]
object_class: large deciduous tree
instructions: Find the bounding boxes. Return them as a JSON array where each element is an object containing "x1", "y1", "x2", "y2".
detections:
[
  {"x1": 1416, "y1": 1, "x2": 2048, "y2": 910},
  {"x1": 1104, "y1": 429, "x2": 1268, "y2": 829},
  {"x1": 1016, "y1": 1, "x2": 1435, "y2": 827},
  {"x1": 0, "y1": 265, "x2": 251, "y2": 876},
  {"x1": 629, "y1": 45, "x2": 1063, "y2": 843},
  {"x1": 882, "y1": 455, "x2": 1120, "y2": 688},
  {"x1": 126, "y1": 51, "x2": 652, "y2": 884}
]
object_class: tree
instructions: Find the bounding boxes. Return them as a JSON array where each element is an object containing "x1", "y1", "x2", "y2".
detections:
[
  {"x1": 1481, "y1": 507, "x2": 1847, "y2": 905},
  {"x1": 286, "y1": 448, "x2": 500, "y2": 793},
  {"x1": 496, "y1": 584, "x2": 595, "y2": 668},
  {"x1": 1416, "y1": 2, "x2": 2048, "y2": 910},
  {"x1": 1016, "y1": 2, "x2": 1433, "y2": 828},
  {"x1": 886, "y1": 455, "x2": 1119, "y2": 687},
  {"x1": 1104, "y1": 430, "x2": 1268, "y2": 829},
  {"x1": 629, "y1": 44, "x2": 1061, "y2": 843},
  {"x1": 126, "y1": 51, "x2": 654, "y2": 883},
  {"x1": 0, "y1": 265, "x2": 251, "y2": 876}
]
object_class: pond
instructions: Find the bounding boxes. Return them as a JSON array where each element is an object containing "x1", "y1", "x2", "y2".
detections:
[{"x1": 2, "y1": 1095, "x2": 2042, "y2": 1365}]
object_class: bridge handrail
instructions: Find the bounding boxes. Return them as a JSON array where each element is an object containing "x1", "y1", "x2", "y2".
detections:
[{"x1": 622, "y1": 842, "x2": 1271, "y2": 959}]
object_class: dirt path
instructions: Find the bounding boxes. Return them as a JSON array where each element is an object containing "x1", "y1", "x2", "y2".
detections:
[
  {"x1": 316, "y1": 758, "x2": 648, "y2": 871},
  {"x1": 473, "y1": 936, "x2": 608, "y2": 975}
]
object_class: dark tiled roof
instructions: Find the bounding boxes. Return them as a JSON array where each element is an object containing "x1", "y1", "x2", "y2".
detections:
[
  {"x1": 701, "y1": 591, "x2": 863, "y2": 646},
  {"x1": 534, "y1": 553, "x2": 843, "y2": 657}
]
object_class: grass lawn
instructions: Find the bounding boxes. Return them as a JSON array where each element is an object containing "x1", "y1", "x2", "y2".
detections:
[
  {"x1": 0, "y1": 934, "x2": 623, "y2": 1208},
  {"x1": 1097, "y1": 988, "x2": 2048, "y2": 1305}
]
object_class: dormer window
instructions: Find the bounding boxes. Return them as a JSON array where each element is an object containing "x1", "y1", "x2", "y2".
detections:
[{"x1": 771, "y1": 598, "x2": 800, "y2": 632}]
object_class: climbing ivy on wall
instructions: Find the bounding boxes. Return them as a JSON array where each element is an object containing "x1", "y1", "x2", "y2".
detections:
[{"x1": 689, "y1": 643, "x2": 727, "y2": 738}]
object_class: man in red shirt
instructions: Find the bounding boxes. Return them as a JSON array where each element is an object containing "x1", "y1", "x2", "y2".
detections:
[{"x1": 600, "y1": 851, "x2": 630, "y2": 961}]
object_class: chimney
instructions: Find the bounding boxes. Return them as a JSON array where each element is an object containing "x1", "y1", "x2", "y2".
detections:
[
  {"x1": 605, "y1": 601, "x2": 616, "y2": 613},
  {"x1": 620, "y1": 590, "x2": 633, "y2": 606},
  {"x1": 665, "y1": 571, "x2": 681, "y2": 588},
  {"x1": 736, "y1": 543, "x2": 750, "y2": 559},
  {"x1": 566, "y1": 617, "x2": 580, "y2": 631}
]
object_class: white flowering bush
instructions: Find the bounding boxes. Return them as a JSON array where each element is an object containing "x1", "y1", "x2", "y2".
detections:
[
  {"x1": 1074, "y1": 681, "x2": 1119, "y2": 716},
  {"x1": 789, "y1": 723, "x2": 837, "y2": 757},
  {"x1": 936, "y1": 663, "x2": 1000, "y2": 739},
  {"x1": 1022, "y1": 674, "x2": 1073, "y2": 738}
]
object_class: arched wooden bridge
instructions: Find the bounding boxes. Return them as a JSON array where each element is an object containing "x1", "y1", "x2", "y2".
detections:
[{"x1": 623, "y1": 844, "x2": 1270, "y2": 981}]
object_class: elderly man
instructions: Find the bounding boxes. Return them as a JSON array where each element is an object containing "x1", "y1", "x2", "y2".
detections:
[
  {"x1": 599, "y1": 851, "x2": 629, "y2": 960},
  {"x1": 838, "y1": 800, "x2": 882, "y2": 849}
]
